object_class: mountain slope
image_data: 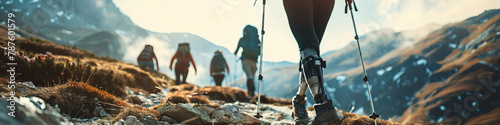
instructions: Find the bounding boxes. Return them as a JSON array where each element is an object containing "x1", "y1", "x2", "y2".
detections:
[{"x1": 323, "y1": 9, "x2": 500, "y2": 124}]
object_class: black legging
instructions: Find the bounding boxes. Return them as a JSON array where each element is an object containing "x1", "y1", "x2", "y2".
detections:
[
  {"x1": 283, "y1": 0, "x2": 335, "y2": 53},
  {"x1": 175, "y1": 68, "x2": 189, "y2": 85}
]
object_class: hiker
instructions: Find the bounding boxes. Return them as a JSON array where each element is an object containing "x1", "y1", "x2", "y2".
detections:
[
  {"x1": 169, "y1": 43, "x2": 197, "y2": 85},
  {"x1": 234, "y1": 25, "x2": 261, "y2": 98},
  {"x1": 137, "y1": 45, "x2": 159, "y2": 71},
  {"x1": 210, "y1": 50, "x2": 230, "y2": 86},
  {"x1": 283, "y1": 0, "x2": 343, "y2": 124}
]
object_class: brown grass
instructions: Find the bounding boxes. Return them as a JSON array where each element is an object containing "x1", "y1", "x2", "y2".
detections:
[
  {"x1": 166, "y1": 95, "x2": 190, "y2": 104},
  {"x1": 188, "y1": 96, "x2": 211, "y2": 104},
  {"x1": 342, "y1": 111, "x2": 409, "y2": 125},
  {"x1": 23, "y1": 81, "x2": 129, "y2": 118}
]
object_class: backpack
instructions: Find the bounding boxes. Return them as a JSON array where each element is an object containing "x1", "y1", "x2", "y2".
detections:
[
  {"x1": 241, "y1": 25, "x2": 261, "y2": 59},
  {"x1": 139, "y1": 45, "x2": 153, "y2": 60},
  {"x1": 176, "y1": 43, "x2": 191, "y2": 66},
  {"x1": 211, "y1": 52, "x2": 226, "y2": 73}
]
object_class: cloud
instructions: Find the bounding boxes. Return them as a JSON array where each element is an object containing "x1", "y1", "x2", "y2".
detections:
[{"x1": 377, "y1": 0, "x2": 500, "y2": 31}]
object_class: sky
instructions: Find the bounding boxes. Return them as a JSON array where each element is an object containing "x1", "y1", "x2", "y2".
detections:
[{"x1": 113, "y1": 0, "x2": 500, "y2": 62}]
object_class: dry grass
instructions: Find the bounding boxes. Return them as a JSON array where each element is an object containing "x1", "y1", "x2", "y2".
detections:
[
  {"x1": 342, "y1": 111, "x2": 409, "y2": 125},
  {"x1": 23, "y1": 81, "x2": 129, "y2": 118}
]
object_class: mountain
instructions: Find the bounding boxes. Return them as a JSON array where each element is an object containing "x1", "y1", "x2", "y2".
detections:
[
  {"x1": 0, "y1": 0, "x2": 293, "y2": 87},
  {"x1": 323, "y1": 9, "x2": 500, "y2": 124},
  {"x1": 232, "y1": 9, "x2": 500, "y2": 124}
]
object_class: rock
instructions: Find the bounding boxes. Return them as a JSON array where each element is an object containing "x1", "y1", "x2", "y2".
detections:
[
  {"x1": 213, "y1": 104, "x2": 244, "y2": 123},
  {"x1": 76, "y1": 31, "x2": 126, "y2": 60},
  {"x1": 114, "y1": 119, "x2": 125, "y2": 125},
  {"x1": 127, "y1": 95, "x2": 143, "y2": 105},
  {"x1": 0, "y1": 97, "x2": 70, "y2": 125},
  {"x1": 91, "y1": 117, "x2": 100, "y2": 121},
  {"x1": 139, "y1": 115, "x2": 158, "y2": 125},
  {"x1": 157, "y1": 104, "x2": 204, "y2": 125},
  {"x1": 93, "y1": 105, "x2": 111, "y2": 117},
  {"x1": 125, "y1": 116, "x2": 143, "y2": 125},
  {"x1": 15, "y1": 81, "x2": 36, "y2": 93},
  {"x1": 94, "y1": 119, "x2": 113, "y2": 125},
  {"x1": 161, "y1": 116, "x2": 178, "y2": 124}
]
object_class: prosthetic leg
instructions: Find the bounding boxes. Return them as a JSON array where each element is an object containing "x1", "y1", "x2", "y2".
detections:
[{"x1": 292, "y1": 48, "x2": 341, "y2": 125}]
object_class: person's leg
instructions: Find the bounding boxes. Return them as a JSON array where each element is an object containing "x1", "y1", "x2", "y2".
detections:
[
  {"x1": 242, "y1": 59, "x2": 255, "y2": 97},
  {"x1": 182, "y1": 69, "x2": 189, "y2": 84},
  {"x1": 312, "y1": 0, "x2": 335, "y2": 43},
  {"x1": 292, "y1": 71, "x2": 310, "y2": 124},
  {"x1": 175, "y1": 68, "x2": 181, "y2": 85},
  {"x1": 284, "y1": 0, "x2": 340, "y2": 124},
  {"x1": 250, "y1": 59, "x2": 257, "y2": 82},
  {"x1": 283, "y1": 0, "x2": 319, "y2": 53}
]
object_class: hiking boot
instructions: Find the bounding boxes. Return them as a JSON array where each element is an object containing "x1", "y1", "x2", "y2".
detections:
[
  {"x1": 310, "y1": 100, "x2": 341, "y2": 125},
  {"x1": 248, "y1": 91, "x2": 254, "y2": 100},
  {"x1": 292, "y1": 95, "x2": 310, "y2": 125}
]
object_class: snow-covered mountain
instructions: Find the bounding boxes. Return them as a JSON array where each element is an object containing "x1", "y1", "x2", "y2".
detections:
[
  {"x1": 324, "y1": 9, "x2": 500, "y2": 123},
  {"x1": 231, "y1": 9, "x2": 500, "y2": 124}
]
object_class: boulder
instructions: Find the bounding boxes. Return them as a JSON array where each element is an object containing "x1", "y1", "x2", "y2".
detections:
[
  {"x1": 124, "y1": 115, "x2": 143, "y2": 125},
  {"x1": 0, "y1": 97, "x2": 69, "y2": 125},
  {"x1": 157, "y1": 104, "x2": 205, "y2": 125},
  {"x1": 161, "y1": 116, "x2": 178, "y2": 124},
  {"x1": 139, "y1": 115, "x2": 158, "y2": 125}
]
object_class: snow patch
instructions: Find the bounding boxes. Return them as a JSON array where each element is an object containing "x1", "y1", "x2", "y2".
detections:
[
  {"x1": 416, "y1": 59, "x2": 427, "y2": 65},
  {"x1": 393, "y1": 67, "x2": 406, "y2": 81},
  {"x1": 336, "y1": 75, "x2": 347, "y2": 83},
  {"x1": 324, "y1": 82, "x2": 336, "y2": 93},
  {"x1": 61, "y1": 30, "x2": 72, "y2": 34},
  {"x1": 353, "y1": 107, "x2": 365, "y2": 115},
  {"x1": 440, "y1": 105, "x2": 446, "y2": 111},
  {"x1": 437, "y1": 117, "x2": 444, "y2": 122},
  {"x1": 386, "y1": 66, "x2": 393, "y2": 72},
  {"x1": 376, "y1": 69, "x2": 385, "y2": 76},
  {"x1": 449, "y1": 34, "x2": 457, "y2": 40},
  {"x1": 477, "y1": 42, "x2": 487, "y2": 49},
  {"x1": 449, "y1": 43, "x2": 457, "y2": 49},
  {"x1": 479, "y1": 61, "x2": 499, "y2": 70},
  {"x1": 426, "y1": 68, "x2": 432, "y2": 75},
  {"x1": 57, "y1": 11, "x2": 64, "y2": 16}
]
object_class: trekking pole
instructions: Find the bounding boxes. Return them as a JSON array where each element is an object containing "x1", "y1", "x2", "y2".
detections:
[
  {"x1": 254, "y1": 0, "x2": 266, "y2": 119},
  {"x1": 345, "y1": 0, "x2": 380, "y2": 124}
]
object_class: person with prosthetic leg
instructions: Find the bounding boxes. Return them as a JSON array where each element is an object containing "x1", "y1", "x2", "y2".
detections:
[{"x1": 282, "y1": 0, "x2": 342, "y2": 124}]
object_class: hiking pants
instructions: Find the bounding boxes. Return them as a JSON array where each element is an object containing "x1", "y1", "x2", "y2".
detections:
[
  {"x1": 242, "y1": 58, "x2": 257, "y2": 93},
  {"x1": 213, "y1": 74, "x2": 225, "y2": 86},
  {"x1": 175, "y1": 68, "x2": 189, "y2": 85},
  {"x1": 283, "y1": 0, "x2": 335, "y2": 52}
]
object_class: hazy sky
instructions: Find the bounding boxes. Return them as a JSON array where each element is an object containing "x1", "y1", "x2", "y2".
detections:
[{"x1": 113, "y1": 0, "x2": 500, "y2": 62}]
